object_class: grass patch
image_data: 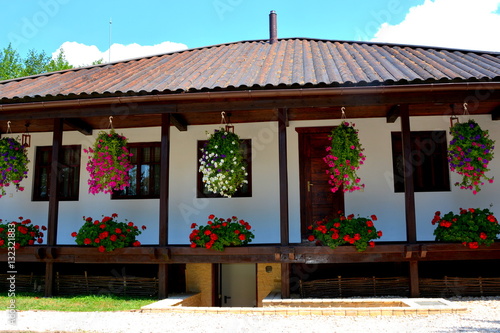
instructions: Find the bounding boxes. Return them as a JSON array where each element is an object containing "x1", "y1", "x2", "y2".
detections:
[{"x1": 0, "y1": 292, "x2": 154, "y2": 312}]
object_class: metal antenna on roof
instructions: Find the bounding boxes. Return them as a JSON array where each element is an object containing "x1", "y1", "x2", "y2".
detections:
[{"x1": 109, "y1": 18, "x2": 112, "y2": 63}]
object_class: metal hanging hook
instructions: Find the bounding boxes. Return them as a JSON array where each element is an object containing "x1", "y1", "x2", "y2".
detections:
[
  {"x1": 340, "y1": 107, "x2": 347, "y2": 120},
  {"x1": 7, "y1": 121, "x2": 12, "y2": 133},
  {"x1": 221, "y1": 111, "x2": 227, "y2": 124},
  {"x1": 109, "y1": 116, "x2": 114, "y2": 129},
  {"x1": 463, "y1": 103, "x2": 469, "y2": 115}
]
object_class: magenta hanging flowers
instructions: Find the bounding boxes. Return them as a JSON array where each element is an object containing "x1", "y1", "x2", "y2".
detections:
[
  {"x1": 84, "y1": 129, "x2": 133, "y2": 194},
  {"x1": 0, "y1": 137, "x2": 29, "y2": 198},
  {"x1": 323, "y1": 122, "x2": 366, "y2": 193},
  {"x1": 448, "y1": 120, "x2": 495, "y2": 194}
]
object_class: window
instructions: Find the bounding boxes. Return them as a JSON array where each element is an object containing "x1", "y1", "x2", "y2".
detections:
[
  {"x1": 33, "y1": 145, "x2": 81, "y2": 201},
  {"x1": 197, "y1": 139, "x2": 252, "y2": 198},
  {"x1": 391, "y1": 131, "x2": 450, "y2": 192},
  {"x1": 112, "y1": 142, "x2": 161, "y2": 199}
]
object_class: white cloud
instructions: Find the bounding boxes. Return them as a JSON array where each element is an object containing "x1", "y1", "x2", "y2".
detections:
[
  {"x1": 52, "y1": 41, "x2": 188, "y2": 67},
  {"x1": 372, "y1": 0, "x2": 500, "y2": 51}
]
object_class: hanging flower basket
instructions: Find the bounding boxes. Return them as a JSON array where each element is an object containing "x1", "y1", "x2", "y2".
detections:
[
  {"x1": 71, "y1": 213, "x2": 146, "y2": 252},
  {"x1": 323, "y1": 122, "x2": 366, "y2": 193},
  {"x1": 84, "y1": 129, "x2": 133, "y2": 195},
  {"x1": 199, "y1": 128, "x2": 248, "y2": 198},
  {"x1": 432, "y1": 208, "x2": 500, "y2": 249},
  {"x1": 308, "y1": 212, "x2": 382, "y2": 252},
  {"x1": 448, "y1": 119, "x2": 495, "y2": 194},
  {"x1": 0, "y1": 217, "x2": 46, "y2": 248},
  {"x1": 0, "y1": 137, "x2": 29, "y2": 198},
  {"x1": 189, "y1": 215, "x2": 255, "y2": 251}
]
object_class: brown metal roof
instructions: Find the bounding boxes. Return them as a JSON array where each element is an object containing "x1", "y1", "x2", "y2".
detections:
[{"x1": 1, "y1": 38, "x2": 500, "y2": 103}]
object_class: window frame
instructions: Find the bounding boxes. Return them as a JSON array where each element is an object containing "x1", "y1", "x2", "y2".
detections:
[
  {"x1": 196, "y1": 139, "x2": 252, "y2": 198},
  {"x1": 32, "y1": 145, "x2": 81, "y2": 201},
  {"x1": 111, "y1": 142, "x2": 161, "y2": 200},
  {"x1": 391, "y1": 130, "x2": 450, "y2": 193}
]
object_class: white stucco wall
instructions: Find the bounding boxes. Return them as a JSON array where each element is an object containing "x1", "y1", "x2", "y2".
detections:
[
  {"x1": 288, "y1": 115, "x2": 500, "y2": 242},
  {"x1": 1, "y1": 115, "x2": 498, "y2": 245}
]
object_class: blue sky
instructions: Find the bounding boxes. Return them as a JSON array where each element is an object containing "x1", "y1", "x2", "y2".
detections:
[{"x1": 2, "y1": 0, "x2": 500, "y2": 66}]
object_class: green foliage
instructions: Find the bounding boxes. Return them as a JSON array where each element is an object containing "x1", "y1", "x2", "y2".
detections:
[
  {"x1": 309, "y1": 212, "x2": 382, "y2": 252},
  {"x1": 72, "y1": 214, "x2": 145, "y2": 252},
  {"x1": 0, "y1": 137, "x2": 30, "y2": 197},
  {"x1": 0, "y1": 43, "x2": 73, "y2": 80},
  {"x1": 448, "y1": 119, "x2": 495, "y2": 194},
  {"x1": 189, "y1": 215, "x2": 255, "y2": 251},
  {"x1": 432, "y1": 208, "x2": 500, "y2": 248},
  {"x1": 0, "y1": 217, "x2": 46, "y2": 248},
  {"x1": 199, "y1": 128, "x2": 248, "y2": 197}
]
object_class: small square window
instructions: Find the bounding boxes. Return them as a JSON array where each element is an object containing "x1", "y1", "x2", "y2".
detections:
[
  {"x1": 112, "y1": 142, "x2": 161, "y2": 199},
  {"x1": 33, "y1": 145, "x2": 81, "y2": 201},
  {"x1": 391, "y1": 131, "x2": 450, "y2": 192}
]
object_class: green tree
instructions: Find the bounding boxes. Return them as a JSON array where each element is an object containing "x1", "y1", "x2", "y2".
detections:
[
  {"x1": 0, "y1": 44, "x2": 22, "y2": 80},
  {"x1": 45, "y1": 49, "x2": 73, "y2": 73},
  {"x1": 22, "y1": 49, "x2": 51, "y2": 76},
  {"x1": 0, "y1": 44, "x2": 73, "y2": 80}
]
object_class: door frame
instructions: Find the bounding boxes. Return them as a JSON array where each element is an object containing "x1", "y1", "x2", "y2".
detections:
[
  {"x1": 296, "y1": 126, "x2": 344, "y2": 237},
  {"x1": 216, "y1": 263, "x2": 258, "y2": 307}
]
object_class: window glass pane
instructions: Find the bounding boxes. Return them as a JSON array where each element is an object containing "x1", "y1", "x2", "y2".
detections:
[
  {"x1": 153, "y1": 147, "x2": 161, "y2": 163},
  {"x1": 130, "y1": 147, "x2": 138, "y2": 164},
  {"x1": 140, "y1": 164, "x2": 150, "y2": 195},
  {"x1": 39, "y1": 169, "x2": 48, "y2": 198},
  {"x1": 142, "y1": 147, "x2": 151, "y2": 164},
  {"x1": 152, "y1": 164, "x2": 161, "y2": 195}
]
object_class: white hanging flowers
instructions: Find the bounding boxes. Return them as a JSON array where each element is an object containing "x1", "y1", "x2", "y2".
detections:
[{"x1": 199, "y1": 128, "x2": 248, "y2": 197}]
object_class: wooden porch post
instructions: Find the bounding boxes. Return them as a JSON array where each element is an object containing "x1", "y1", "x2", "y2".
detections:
[
  {"x1": 400, "y1": 105, "x2": 417, "y2": 243},
  {"x1": 277, "y1": 108, "x2": 290, "y2": 298},
  {"x1": 278, "y1": 107, "x2": 289, "y2": 245},
  {"x1": 158, "y1": 113, "x2": 171, "y2": 299},
  {"x1": 45, "y1": 118, "x2": 63, "y2": 297},
  {"x1": 400, "y1": 105, "x2": 420, "y2": 297}
]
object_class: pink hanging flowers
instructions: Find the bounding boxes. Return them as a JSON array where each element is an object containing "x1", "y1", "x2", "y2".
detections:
[
  {"x1": 84, "y1": 129, "x2": 133, "y2": 194},
  {"x1": 324, "y1": 122, "x2": 366, "y2": 193}
]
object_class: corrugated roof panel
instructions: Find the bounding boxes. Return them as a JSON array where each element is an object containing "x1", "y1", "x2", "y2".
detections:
[{"x1": 1, "y1": 38, "x2": 500, "y2": 102}]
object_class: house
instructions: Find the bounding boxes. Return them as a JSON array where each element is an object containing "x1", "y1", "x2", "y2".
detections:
[{"x1": 1, "y1": 12, "x2": 500, "y2": 306}]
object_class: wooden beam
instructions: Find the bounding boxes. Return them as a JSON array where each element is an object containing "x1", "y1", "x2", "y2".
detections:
[
  {"x1": 63, "y1": 118, "x2": 93, "y2": 135},
  {"x1": 281, "y1": 263, "x2": 290, "y2": 298},
  {"x1": 492, "y1": 106, "x2": 500, "y2": 120},
  {"x1": 44, "y1": 262, "x2": 54, "y2": 297},
  {"x1": 409, "y1": 260, "x2": 420, "y2": 297},
  {"x1": 159, "y1": 114, "x2": 170, "y2": 246},
  {"x1": 278, "y1": 108, "x2": 289, "y2": 246},
  {"x1": 400, "y1": 105, "x2": 417, "y2": 243},
  {"x1": 170, "y1": 113, "x2": 188, "y2": 131},
  {"x1": 386, "y1": 105, "x2": 400, "y2": 123},
  {"x1": 158, "y1": 264, "x2": 168, "y2": 299},
  {"x1": 47, "y1": 118, "x2": 63, "y2": 246}
]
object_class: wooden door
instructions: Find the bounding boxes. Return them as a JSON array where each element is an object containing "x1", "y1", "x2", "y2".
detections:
[{"x1": 297, "y1": 127, "x2": 345, "y2": 238}]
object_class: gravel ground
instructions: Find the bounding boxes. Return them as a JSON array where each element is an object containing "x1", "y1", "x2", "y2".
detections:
[{"x1": 2, "y1": 297, "x2": 500, "y2": 333}]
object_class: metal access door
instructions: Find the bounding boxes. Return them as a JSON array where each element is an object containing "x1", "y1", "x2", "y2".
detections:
[{"x1": 220, "y1": 263, "x2": 256, "y2": 307}]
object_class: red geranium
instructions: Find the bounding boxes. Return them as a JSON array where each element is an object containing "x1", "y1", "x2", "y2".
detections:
[
  {"x1": 189, "y1": 215, "x2": 255, "y2": 251},
  {"x1": 72, "y1": 213, "x2": 144, "y2": 252}
]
